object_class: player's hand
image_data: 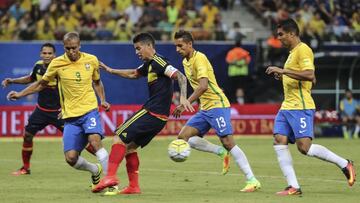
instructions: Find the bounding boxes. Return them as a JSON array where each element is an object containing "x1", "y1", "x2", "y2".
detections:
[
  {"x1": 179, "y1": 97, "x2": 194, "y2": 113},
  {"x1": 57, "y1": 111, "x2": 62, "y2": 119},
  {"x1": 99, "y1": 61, "x2": 112, "y2": 73},
  {"x1": 2, "y1": 78, "x2": 12, "y2": 88},
  {"x1": 274, "y1": 73, "x2": 282, "y2": 80},
  {"x1": 172, "y1": 105, "x2": 185, "y2": 118},
  {"x1": 265, "y1": 66, "x2": 284, "y2": 75},
  {"x1": 7, "y1": 91, "x2": 21, "y2": 101},
  {"x1": 101, "y1": 101, "x2": 111, "y2": 112}
]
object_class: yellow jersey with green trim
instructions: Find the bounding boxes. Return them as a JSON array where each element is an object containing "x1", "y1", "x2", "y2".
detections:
[
  {"x1": 281, "y1": 42, "x2": 316, "y2": 110},
  {"x1": 42, "y1": 52, "x2": 100, "y2": 119},
  {"x1": 183, "y1": 51, "x2": 230, "y2": 110}
]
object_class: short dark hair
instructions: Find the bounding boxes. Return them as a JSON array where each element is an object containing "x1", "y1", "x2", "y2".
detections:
[
  {"x1": 174, "y1": 30, "x2": 194, "y2": 43},
  {"x1": 63, "y1": 31, "x2": 80, "y2": 41},
  {"x1": 277, "y1": 19, "x2": 299, "y2": 36},
  {"x1": 41, "y1": 43, "x2": 56, "y2": 53},
  {"x1": 133, "y1": 32, "x2": 155, "y2": 46},
  {"x1": 345, "y1": 88, "x2": 352, "y2": 93}
]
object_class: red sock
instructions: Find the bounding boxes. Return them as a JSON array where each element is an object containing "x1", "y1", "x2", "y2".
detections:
[
  {"x1": 126, "y1": 152, "x2": 139, "y2": 188},
  {"x1": 85, "y1": 144, "x2": 96, "y2": 156},
  {"x1": 107, "y1": 143, "x2": 126, "y2": 176},
  {"x1": 22, "y1": 141, "x2": 33, "y2": 169}
]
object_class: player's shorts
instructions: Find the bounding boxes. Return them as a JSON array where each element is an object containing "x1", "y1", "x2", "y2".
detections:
[
  {"x1": 114, "y1": 109, "x2": 166, "y2": 148},
  {"x1": 273, "y1": 109, "x2": 315, "y2": 144},
  {"x1": 25, "y1": 107, "x2": 64, "y2": 135},
  {"x1": 63, "y1": 109, "x2": 104, "y2": 152},
  {"x1": 185, "y1": 107, "x2": 233, "y2": 137}
]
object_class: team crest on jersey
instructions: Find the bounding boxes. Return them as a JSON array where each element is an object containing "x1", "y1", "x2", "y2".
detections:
[{"x1": 85, "y1": 63, "x2": 91, "y2": 70}]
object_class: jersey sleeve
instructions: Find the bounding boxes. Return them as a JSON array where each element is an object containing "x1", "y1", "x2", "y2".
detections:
[
  {"x1": 299, "y1": 46, "x2": 315, "y2": 71},
  {"x1": 92, "y1": 57, "x2": 100, "y2": 81},
  {"x1": 136, "y1": 63, "x2": 148, "y2": 76},
  {"x1": 42, "y1": 61, "x2": 57, "y2": 83},
  {"x1": 29, "y1": 64, "x2": 37, "y2": 81},
  {"x1": 194, "y1": 54, "x2": 209, "y2": 79}
]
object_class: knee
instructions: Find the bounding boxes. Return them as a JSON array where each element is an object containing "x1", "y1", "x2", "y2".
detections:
[
  {"x1": 220, "y1": 135, "x2": 235, "y2": 150},
  {"x1": 65, "y1": 154, "x2": 78, "y2": 166},
  {"x1": 273, "y1": 134, "x2": 287, "y2": 145},
  {"x1": 296, "y1": 143, "x2": 310, "y2": 155},
  {"x1": 23, "y1": 131, "x2": 34, "y2": 143}
]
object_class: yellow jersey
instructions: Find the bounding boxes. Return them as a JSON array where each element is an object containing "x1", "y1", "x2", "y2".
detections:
[
  {"x1": 183, "y1": 51, "x2": 230, "y2": 110},
  {"x1": 281, "y1": 42, "x2": 316, "y2": 110},
  {"x1": 42, "y1": 52, "x2": 100, "y2": 119}
]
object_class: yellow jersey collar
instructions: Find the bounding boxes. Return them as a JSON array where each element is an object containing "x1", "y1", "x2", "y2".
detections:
[{"x1": 289, "y1": 42, "x2": 302, "y2": 53}]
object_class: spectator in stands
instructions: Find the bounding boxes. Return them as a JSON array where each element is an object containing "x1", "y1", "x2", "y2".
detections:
[
  {"x1": 0, "y1": 12, "x2": 17, "y2": 41},
  {"x1": 213, "y1": 13, "x2": 227, "y2": 40},
  {"x1": 308, "y1": 12, "x2": 327, "y2": 39},
  {"x1": 17, "y1": 12, "x2": 36, "y2": 40},
  {"x1": 125, "y1": 0, "x2": 143, "y2": 24},
  {"x1": 166, "y1": 0, "x2": 179, "y2": 24},
  {"x1": 113, "y1": 20, "x2": 132, "y2": 41},
  {"x1": 200, "y1": 0, "x2": 219, "y2": 28},
  {"x1": 9, "y1": 0, "x2": 25, "y2": 22},
  {"x1": 57, "y1": 11, "x2": 79, "y2": 32},
  {"x1": 339, "y1": 89, "x2": 360, "y2": 139},
  {"x1": 351, "y1": 9, "x2": 360, "y2": 41},
  {"x1": 227, "y1": 21, "x2": 245, "y2": 41},
  {"x1": 225, "y1": 40, "x2": 251, "y2": 104}
]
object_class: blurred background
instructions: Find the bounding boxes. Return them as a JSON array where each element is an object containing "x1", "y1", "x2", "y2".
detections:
[{"x1": 0, "y1": 0, "x2": 359, "y2": 138}]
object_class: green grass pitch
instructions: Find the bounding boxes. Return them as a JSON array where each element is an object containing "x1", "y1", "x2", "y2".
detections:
[{"x1": 0, "y1": 136, "x2": 359, "y2": 203}]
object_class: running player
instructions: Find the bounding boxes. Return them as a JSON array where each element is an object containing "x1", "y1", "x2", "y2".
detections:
[
  {"x1": 265, "y1": 19, "x2": 356, "y2": 195},
  {"x1": 7, "y1": 32, "x2": 110, "y2": 190},
  {"x1": 92, "y1": 32, "x2": 193, "y2": 195},
  {"x1": 173, "y1": 30, "x2": 261, "y2": 192}
]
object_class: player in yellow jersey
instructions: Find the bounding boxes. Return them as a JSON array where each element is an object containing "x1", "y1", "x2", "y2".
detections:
[
  {"x1": 7, "y1": 32, "x2": 110, "y2": 191},
  {"x1": 173, "y1": 30, "x2": 261, "y2": 192},
  {"x1": 266, "y1": 19, "x2": 356, "y2": 195}
]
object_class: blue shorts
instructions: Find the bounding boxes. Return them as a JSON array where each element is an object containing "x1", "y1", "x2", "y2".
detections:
[
  {"x1": 63, "y1": 109, "x2": 104, "y2": 152},
  {"x1": 186, "y1": 108, "x2": 233, "y2": 137},
  {"x1": 273, "y1": 109, "x2": 315, "y2": 144}
]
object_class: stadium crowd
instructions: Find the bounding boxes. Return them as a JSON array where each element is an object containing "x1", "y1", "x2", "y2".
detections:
[
  {"x1": 245, "y1": 0, "x2": 360, "y2": 42},
  {"x1": 0, "y1": 0, "x2": 239, "y2": 41}
]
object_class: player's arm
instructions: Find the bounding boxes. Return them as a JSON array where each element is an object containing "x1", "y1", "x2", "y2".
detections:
[
  {"x1": 7, "y1": 79, "x2": 48, "y2": 101},
  {"x1": 99, "y1": 61, "x2": 140, "y2": 79},
  {"x1": 93, "y1": 79, "x2": 110, "y2": 111},
  {"x1": 265, "y1": 66, "x2": 315, "y2": 82},
  {"x1": 188, "y1": 77, "x2": 208, "y2": 104},
  {"x1": 2, "y1": 75, "x2": 34, "y2": 88},
  {"x1": 168, "y1": 69, "x2": 195, "y2": 115}
]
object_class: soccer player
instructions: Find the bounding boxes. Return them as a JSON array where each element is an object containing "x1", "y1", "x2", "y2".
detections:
[
  {"x1": 7, "y1": 32, "x2": 110, "y2": 190},
  {"x1": 92, "y1": 32, "x2": 194, "y2": 195},
  {"x1": 173, "y1": 30, "x2": 261, "y2": 192},
  {"x1": 265, "y1": 19, "x2": 356, "y2": 195},
  {"x1": 4, "y1": 43, "x2": 99, "y2": 176},
  {"x1": 2, "y1": 43, "x2": 62, "y2": 175}
]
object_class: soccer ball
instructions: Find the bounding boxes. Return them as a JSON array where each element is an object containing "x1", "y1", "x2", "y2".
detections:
[{"x1": 168, "y1": 139, "x2": 191, "y2": 162}]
